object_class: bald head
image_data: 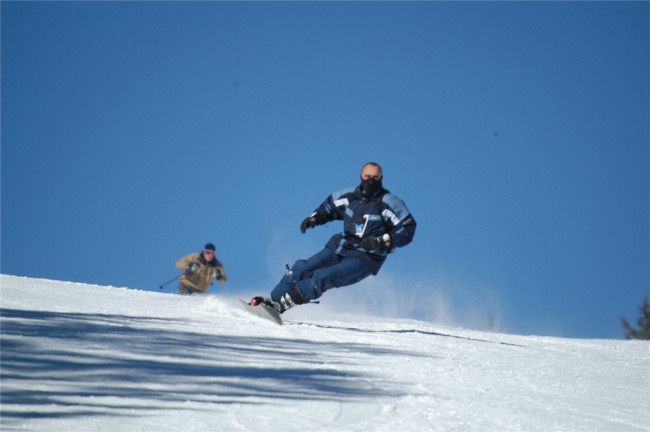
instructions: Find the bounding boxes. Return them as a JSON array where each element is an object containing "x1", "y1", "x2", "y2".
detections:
[{"x1": 361, "y1": 162, "x2": 383, "y2": 181}]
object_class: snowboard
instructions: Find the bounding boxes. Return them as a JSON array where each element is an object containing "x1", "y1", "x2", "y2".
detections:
[{"x1": 238, "y1": 299, "x2": 283, "y2": 325}]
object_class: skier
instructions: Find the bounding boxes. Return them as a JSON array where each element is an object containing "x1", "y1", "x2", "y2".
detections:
[
  {"x1": 252, "y1": 162, "x2": 416, "y2": 313},
  {"x1": 176, "y1": 243, "x2": 227, "y2": 295}
]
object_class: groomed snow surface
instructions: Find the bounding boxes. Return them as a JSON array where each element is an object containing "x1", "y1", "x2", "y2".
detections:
[{"x1": 1, "y1": 275, "x2": 648, "y2": 432}]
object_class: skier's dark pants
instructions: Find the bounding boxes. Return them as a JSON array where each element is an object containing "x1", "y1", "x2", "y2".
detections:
[
  {"x1": 271, "y1": 248, "x2": 373, "y2": 302},
  {"x1": 178, "y1": 283, "x2": 203, "y2": 296}
]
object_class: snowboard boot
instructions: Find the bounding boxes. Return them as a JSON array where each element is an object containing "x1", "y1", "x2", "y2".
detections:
[
  {"x1": 250, "y1": 289, "x2": 305, "y2": 314},
  {"x1": 275, "y1": 288, "x2": 308, "y2": 313},
  {"x1": 250, "y1": 296, "x2": 285, "y2": 313}
]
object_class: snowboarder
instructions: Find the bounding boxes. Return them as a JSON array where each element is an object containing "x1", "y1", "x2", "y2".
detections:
[
  {"x1": 252, "y1": 162, "x2": 416, "y2": 313},
  {"x1": 176, "y1": 243, "x2": 227, "y2": 295}
]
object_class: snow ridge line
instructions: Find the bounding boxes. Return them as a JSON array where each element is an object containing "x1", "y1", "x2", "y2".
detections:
[{"x1": 284, "y1": 321, "x2": 526, "y2": 347}]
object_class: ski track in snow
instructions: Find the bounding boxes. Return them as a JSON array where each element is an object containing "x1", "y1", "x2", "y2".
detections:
[{"x1": 1, "y1": 274, "x2": 648, "y2": 432}]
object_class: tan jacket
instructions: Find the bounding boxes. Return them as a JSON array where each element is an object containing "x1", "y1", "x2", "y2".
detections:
[{"x1": 176, "y1": 252, "x2": 227, "y2": 292}]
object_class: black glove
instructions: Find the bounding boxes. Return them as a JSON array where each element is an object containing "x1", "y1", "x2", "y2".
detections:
[
  {"x1": 186, "y1": 262, "x2": 200, "y2": 272},
  {"x1": 300, "y1": 212, "x2": 329, "y2": 234},
  {"x1": 361, "y1": 235, "x2": 390, "y2": 252},
  {"x1": 216, "y1": 268, "x2": 225, "y2": 282}
]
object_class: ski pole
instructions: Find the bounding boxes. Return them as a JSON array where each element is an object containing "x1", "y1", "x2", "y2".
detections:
[{"x1": 159, "y1": 274, "x2": 182, "y2": 290}]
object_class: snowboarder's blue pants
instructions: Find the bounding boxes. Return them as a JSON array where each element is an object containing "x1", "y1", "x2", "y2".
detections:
[{"x1": 271, "y1": 248, "x2": 373, "y2": 302}]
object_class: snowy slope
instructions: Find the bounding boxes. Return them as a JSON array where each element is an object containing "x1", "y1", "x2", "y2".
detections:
[{"x1": 1, "y1": 274, "x2": 648, "y2": 432}]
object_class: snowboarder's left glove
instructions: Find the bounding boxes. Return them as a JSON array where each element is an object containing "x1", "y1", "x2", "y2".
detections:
[{"x1": 361, "y1": 234, "x2": 391, "y2": 252}]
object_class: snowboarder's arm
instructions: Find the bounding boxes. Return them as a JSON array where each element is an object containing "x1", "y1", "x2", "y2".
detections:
[
  {"x1": 299, "y1": 190, "x2": 348, "y2": 233},
  {"x1": 383, "y1": 195, "x2": 417, "y2": 249},
  {"x1": 387, "y1": 216, "x2": 416, "y2": 248},
  {"x1": 313, "y1": 187, "x2": 356, "y2": 222}
]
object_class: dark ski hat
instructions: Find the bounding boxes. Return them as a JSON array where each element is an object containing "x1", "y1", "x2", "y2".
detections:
[{"x1": 204, "y1": 243, "x2": 216, "y2": 252}]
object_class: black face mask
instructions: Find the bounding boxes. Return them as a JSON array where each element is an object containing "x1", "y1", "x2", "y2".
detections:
[{"x1": 361, "y1": 177, "x2": 383, "y2": 195}]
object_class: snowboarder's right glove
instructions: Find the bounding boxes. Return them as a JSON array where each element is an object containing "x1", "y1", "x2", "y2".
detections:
[
  {"x1": 186, "y1": 262, "x2": 200, "y2": 272},
  {"x1": 300, "y1": 212, "x2": 330, "y2": 233},
  {"x1": 361, "y1": 234, "x2": 391, "y2": 252}
]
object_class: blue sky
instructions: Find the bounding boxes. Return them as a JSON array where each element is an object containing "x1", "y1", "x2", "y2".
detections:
[{"x1": 2, "y1": 1, "x2": 648, "y2": 339}]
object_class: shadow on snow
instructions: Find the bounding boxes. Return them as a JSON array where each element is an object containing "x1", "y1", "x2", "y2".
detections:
[{"x1": 0, "y1": 308, "x2": 404, "y2": 424}]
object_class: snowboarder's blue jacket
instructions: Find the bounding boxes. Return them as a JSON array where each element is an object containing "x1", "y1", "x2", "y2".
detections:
[{"x1": 313, "y1": 184, "x2": 416, "y2": 274}]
